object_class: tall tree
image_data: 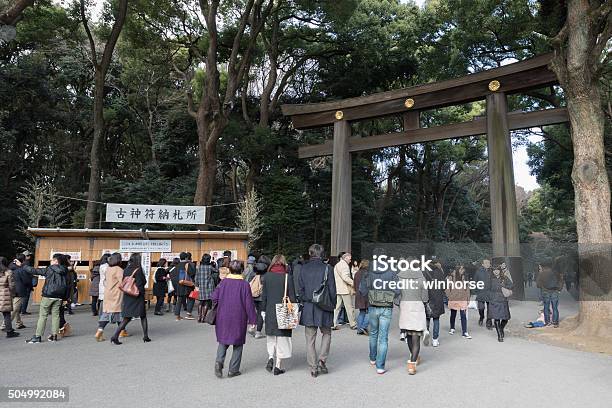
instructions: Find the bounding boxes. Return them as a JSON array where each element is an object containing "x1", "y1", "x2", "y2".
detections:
[
  {"x1": 0, "y1": 0, "x2": 34, "y2": 26},
  {"x1": 81, "y1": 0, "x2": 128, "y2": 228},
  {"x1": 549, "y1": 0, "x2": 612, "y2": 335},
  {"x1": 188, "y1": 0, "x2": 274, "y2": 225}
]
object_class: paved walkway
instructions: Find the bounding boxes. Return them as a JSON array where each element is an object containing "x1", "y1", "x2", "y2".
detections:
[{"x1": 1, "y1": 295, "x2": 610, "y2": 408}]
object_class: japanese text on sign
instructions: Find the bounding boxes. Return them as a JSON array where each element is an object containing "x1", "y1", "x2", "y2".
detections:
[
  {"x1": 119, "y1": 240, "x2": 172, "y2": 252},
  {"x1": 106, "y1": 203, "x2": 206, "y2": 225}
]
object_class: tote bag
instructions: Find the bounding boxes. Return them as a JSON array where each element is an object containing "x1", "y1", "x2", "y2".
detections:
[{"x1": 276, "y1": 274, "x2": 299, "y2": 330}]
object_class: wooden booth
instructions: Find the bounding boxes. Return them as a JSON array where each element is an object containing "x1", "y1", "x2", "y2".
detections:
[{"x1": 28, "y1": 228, "x2": 249, "y2": 305}]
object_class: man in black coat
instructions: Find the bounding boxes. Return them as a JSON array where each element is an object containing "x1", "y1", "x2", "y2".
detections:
[
  {"x1": 1, "y1": 254, "x2": 31, "y2": 331},
  {"x1": 174, "y1": 252, "x2": 196, "y2": 320},
  {"x1": 21, "y1": 251, "x2": 35, "y2": 315},
  {"x1": 298, "y1": 244, "x2": 337, "y2": 378}
]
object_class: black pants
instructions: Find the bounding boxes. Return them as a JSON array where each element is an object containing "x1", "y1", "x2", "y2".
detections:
[
  {"x1": 21, "y1": 291, "x2": 30, "y2": 313},
  {"x1": 91, "y1": 296, "x2": 99, "y2": 315},
  {"x1": 255, "y1": 301, "x2": 264, "y2": 332},
  {"x1": 59, "y1": 304, "x2": 66, "y2": 328},
  {"x1": 167, "y1": 292, "x2": 177, "y2": 309},
  {"x1": 2, "y1": 311, "x2": 13, "y2": 332},
  {"x1": 155, "y1": 296, "x2": 165, "y2": 313},
  {"x1": 174, "y1": 296, "x2": 195, "y2": 316}
]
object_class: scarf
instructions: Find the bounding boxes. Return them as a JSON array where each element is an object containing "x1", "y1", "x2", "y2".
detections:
[{"x1": 269, "y1": 263, "x2": 286, "y2": 274}]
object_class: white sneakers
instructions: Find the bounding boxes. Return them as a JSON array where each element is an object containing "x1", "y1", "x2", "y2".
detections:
[
  {"x1": 449, "y1": 328, "x2": 455, "y2": 335},
  {"x1": 432, "y1": 339, "x2": 439, "y2": 347},
  {"x1": 376, "y1": 369, "x2": 387, "y2": 375},
  {"x1": 463, "y1": 333, "x2": 472, "y2": 339}
]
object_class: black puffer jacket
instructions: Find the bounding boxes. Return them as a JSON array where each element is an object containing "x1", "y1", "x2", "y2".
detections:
[{"x1": 36, "y1": 265, "x2": 68, "y2": 299}]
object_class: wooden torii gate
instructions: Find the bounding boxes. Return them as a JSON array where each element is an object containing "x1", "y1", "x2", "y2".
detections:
[{"x1": 282, "y1": 54, "x2": 568, "y2": 297}]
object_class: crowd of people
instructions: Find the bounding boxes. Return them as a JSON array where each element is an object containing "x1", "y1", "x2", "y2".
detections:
[{"x1": 0, "y1": 244, "x2": 565, "y2": 378}]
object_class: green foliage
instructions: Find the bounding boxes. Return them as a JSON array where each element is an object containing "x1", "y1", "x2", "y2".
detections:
[{"x1": 0, "y1": 0, "x2": 593, "y2": 259}]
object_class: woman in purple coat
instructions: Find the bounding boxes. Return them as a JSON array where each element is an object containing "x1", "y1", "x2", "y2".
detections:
[{"x1": 212, "y1": 260, "x2": 257, "y2": 378}]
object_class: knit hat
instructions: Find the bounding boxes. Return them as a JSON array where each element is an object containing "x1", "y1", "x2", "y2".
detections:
[{"x1": 247, "y1": 256, "x2": 256, "y2": 264}]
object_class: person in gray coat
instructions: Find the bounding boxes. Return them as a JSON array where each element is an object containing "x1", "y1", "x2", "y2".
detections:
[
  {"x1": 474, "y1": 259, "x2": 492, "y2": 329},
  {"x1": 297, "y1": 244, "x2": 337, "y2": 377}
]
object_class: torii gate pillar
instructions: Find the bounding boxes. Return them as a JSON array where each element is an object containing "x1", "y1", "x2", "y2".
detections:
[
  {"x1": 487, "y1": 92, "x2": 524, "y2": 298},
  {"x1": 330, "y1": 120, "x2": 352, "y2": 256}
]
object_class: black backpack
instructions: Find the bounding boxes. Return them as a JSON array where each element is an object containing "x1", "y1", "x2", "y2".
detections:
[{"x1": 45, "y1": 267, "x2": 68, "y2": 299}]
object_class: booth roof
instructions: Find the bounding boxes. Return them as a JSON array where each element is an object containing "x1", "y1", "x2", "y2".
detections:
[{"x1": 28, "y1": 228, "x2": 250, "y2": 240}]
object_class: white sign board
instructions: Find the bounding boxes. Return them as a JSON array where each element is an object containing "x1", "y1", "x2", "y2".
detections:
[
  {"x1": 210, "y1": 250, "x2": 238, "y2": 262},
  {"x1": 119, "y1": 240, "x2": 171, "y2": 253},
  {"x1": 141, "y1": 252, "x2": 151, "y2": 289},
  {"x1": 102, "y1": 250, "x2": 131, "y2": 261},
  {"x1": 106, "y1": 203, "x2": 206, "y2": 224},
  {"x1": 49, "y1": 251, "x2": 82, "y2": 261},
  {"x1": 160, "y1": 253, "x2": 182, "y2": 261}
]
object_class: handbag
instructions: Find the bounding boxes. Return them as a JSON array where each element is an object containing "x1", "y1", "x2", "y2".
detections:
[
  {"x1": 167, "y1": 279, "x2": 174, "y2": 293},
  {"x1": 276, "y1": 274, "x2": 299, "y2": 330},
  {"x1": 119, "y1": 268, "x2": 140, "y2": 297},
  {"x1": 204, "y1": 302, "x2": 217, "y2": 325},
  {"x1": 179, "y1": 264, "x2": 195, "y2": 287},
  {"x1": 312, "y1": 265, "x2": 335, "y2": 312},
  {"x1": 189, "y1": 289, "x2": 200, "y2": 300}
]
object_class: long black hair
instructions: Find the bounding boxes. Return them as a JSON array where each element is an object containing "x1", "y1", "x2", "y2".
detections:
[
  {"x1": 100, "y1": 253, "x2": 111, "y2": 265},
  {"x1": 127, "y1": 253, "x2": 142, "y2": 271},
  {"x1": 0, "y1": 256, "x2": 8, "y2": 272}
]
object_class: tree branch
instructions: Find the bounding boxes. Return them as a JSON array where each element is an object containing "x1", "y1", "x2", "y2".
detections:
[
  {"x1": 0, "y1": 0, "x2": 34, "y2": 26},
  {"x1": 80, "y1": 0, "x2": 98, "y2": 68},
  {"x1": 99, "y1": 0, "x2": 128, "y2": 75}
]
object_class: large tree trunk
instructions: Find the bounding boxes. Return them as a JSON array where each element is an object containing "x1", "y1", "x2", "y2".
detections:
[
  {"x1": 84, "y1": 71, "x2": 105, "y2": 228},
  {"x1": 550, "y1": 0, "x2": 612, "y2": 336},
  {"x1": 194, "y1": 112, "x2": 228, "y2": 227},
  {"x1": 82, "y1": 0, "x2": 128, "y2": 228},
  {"x1": 0, "y1": 0, "x2": 34, "y2": 26}
]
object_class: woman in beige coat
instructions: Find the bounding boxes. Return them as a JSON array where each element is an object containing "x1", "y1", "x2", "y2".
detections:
[
  {"x1": 398, "y1": 266, "x2": 429, "y2": 374},
  {"x1": 446, "y1": 265, "x2": 471, "y2": 339},
  {"x1": 95, "y1": 253, "x2": 124, "y2": 342}
]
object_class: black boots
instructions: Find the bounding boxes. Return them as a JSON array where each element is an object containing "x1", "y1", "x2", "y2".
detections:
[
  {"x1": 486, "y1": 319, "x2": 493, "y2": 330},
  {"x1": 494, "y1": 320, "x2": 504, "y2": 342}
]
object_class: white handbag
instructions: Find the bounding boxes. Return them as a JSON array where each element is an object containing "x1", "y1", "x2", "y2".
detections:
[{"x1": 275, "y1": 274, "x2": 299, "y2": 330}]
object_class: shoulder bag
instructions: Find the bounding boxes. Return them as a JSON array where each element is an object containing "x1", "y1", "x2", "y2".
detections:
[
  {"x1": 179, "y1": 264, "x2": 195, "y2": 288},
  {"x1": 312, "y1": 265, "x2": 335, "y2": 312},
  {"x1": 276, "y1": 274, "x2": 299, "y2": 330},
  {"x1": 204, "y1": 301, "x2": 217, "y2": 325},
  {"x1": 119, "y1": 268, "x2": 140, "y2": 297}
]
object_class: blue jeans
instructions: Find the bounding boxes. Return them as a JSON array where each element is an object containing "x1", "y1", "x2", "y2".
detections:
[
  {"x1": 368, "y1": 306, "x2": 392, "y2": 370},
  {"x1": 450, "y1": 309, "x2": 468, "y2": 335},
  {"x1": 542, "y1": 290, "x2": 559, "y2": 324},
  {"x1": 426, "y1": 317, "x2": 440, "y2": 340},
  {"x1": 357, "y1": 309, "x2": 369, "y2": 331}
]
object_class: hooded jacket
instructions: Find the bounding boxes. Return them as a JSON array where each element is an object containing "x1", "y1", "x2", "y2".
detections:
[{"x1": 37, "y1": 264, "x2": 68, "y2": 299}]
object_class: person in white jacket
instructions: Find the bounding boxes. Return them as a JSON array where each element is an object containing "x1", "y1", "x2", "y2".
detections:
[{"x1": 333, "y1": 252, "x2": 357, "y2": 330}]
